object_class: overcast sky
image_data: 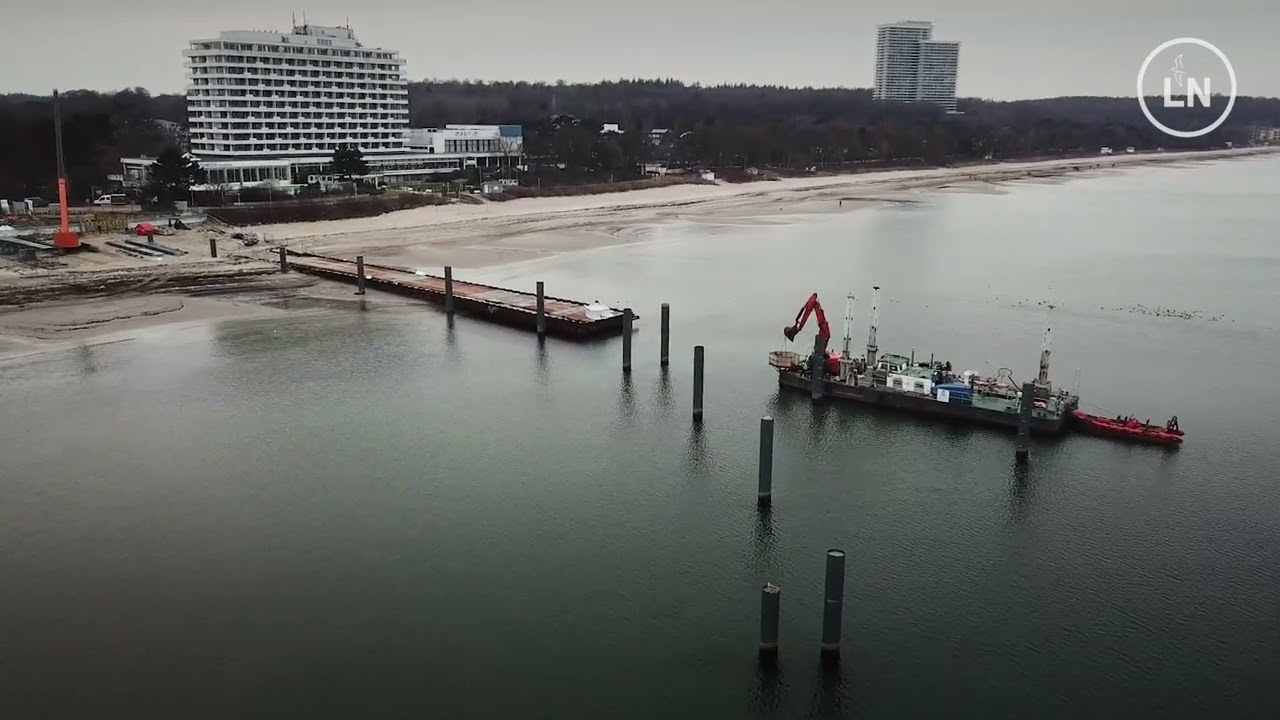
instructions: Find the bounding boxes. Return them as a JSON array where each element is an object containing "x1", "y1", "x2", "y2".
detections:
[{"x1": 7, "y1": 0, "x2": 1277, "y2": 99}]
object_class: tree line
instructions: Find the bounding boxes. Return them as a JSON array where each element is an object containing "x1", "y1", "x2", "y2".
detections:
[{"x1": 2, "y1": 80, "x2": 1278, "y2": 200}]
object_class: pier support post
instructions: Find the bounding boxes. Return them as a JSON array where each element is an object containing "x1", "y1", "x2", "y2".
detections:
[
  {"x1": 208, "y1": 236, "x2": 217, "y2": 258},
  {"x1": 535, "y1": 281, "x2": 546, "y2": 337},
  {"x1": 820, "y1": 549, "x2": 846, "y2": 660},
  {"x1": 758, "y1": 416, "x2": 774, "y2": 505},
  {"x1": 759, "y1": 582, "x2": 781, "y2": 660},
  {"x1": 810, "y1": 334, "x2": 828, "y2": 401},
  {"x1": 1016, "y1": 381, "x2": 1034, "y2": 463},
  {"x1": 444, "y1": 266, "x2": 455, "y2": 316},
  {"x1": 660, "y1": 303, "x2": 670, "y2": 367},
  {"x1": 355, "y1": 255, "x2": 366, "y2": 295},
  {"x1": 278, "y1": 247, "x2": 288, "y2": 273},
  {"x1": 693, "y1": 345, "x2": 705, "y2": 423},
  {"x1": 622, "y1": 308, "x2": 633, "y2": 373}
]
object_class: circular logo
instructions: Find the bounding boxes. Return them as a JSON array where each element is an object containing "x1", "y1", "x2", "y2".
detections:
[{"x1": 1136, "y1": 37, "x2": 1237, "y2": 139}]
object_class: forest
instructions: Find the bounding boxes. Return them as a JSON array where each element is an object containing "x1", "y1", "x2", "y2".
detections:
[{"x1": 2, "y1": 80, "x2": 1277, "y2": 201}]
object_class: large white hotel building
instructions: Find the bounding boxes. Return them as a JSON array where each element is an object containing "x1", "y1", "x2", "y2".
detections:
[
  {"x1": 123, "y1": 23, "x2": 522, "y2": 191},
  {"x1": 872, "y1": 21, "x2": 960, "y2": 112}
]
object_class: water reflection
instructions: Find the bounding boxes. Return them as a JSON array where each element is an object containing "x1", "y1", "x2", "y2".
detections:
[
  {"x1": 535, "y1": 337, "x2": 549, "y2": 384},
  {"x1": 615, "y1": 374, "x2": 636, "y2": 425},
  {"x1": 652, "y1": 368, "x2": 672, "y2": 410},
  {"x1": 754, "y1": 660, "x2": 785, "y2": 713},
  {"x1": 1007, "y1": 461, "x2": 1032, "y2": 525},
  {"x1": 682, "y1": 422, "x2": 708, "y2": 472},
  {"x1": 805, "y1": 402, "x2": 835, "y2": 445},
  {"x1": 810, "y1": 661, "x2": 848, "y2": 718},
  {"x1": 443, "y1": 316, "x2": 459, "y2": 362},
  {"x1": 753, "y1": 505, "x2": 775, "y2": 556}
]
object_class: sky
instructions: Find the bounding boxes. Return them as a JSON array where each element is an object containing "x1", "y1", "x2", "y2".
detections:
[{"x1": 7, "y1": 0, "x2": 1278, "y2": 99}]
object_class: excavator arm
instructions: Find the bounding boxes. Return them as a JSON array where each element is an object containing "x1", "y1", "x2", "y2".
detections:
[
  {"x1": 783, "y1": 292, "x2": 842, "y2": 378},
  {"x1": 783, "y1": 293, "x2": 831, "y2": 342}
]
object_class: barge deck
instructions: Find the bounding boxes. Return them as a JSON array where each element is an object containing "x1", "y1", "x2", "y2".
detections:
[
  {"x1": 778, "y1": 370, "x2": 1076, "y2": 434},
  {"x1": 287, "y1": 252, "x2": 632, "y2": 339}
]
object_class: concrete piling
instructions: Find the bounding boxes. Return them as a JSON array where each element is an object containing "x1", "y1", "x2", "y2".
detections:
[
  {"x1": 692, "y1": 345, "x2": 705, "y2": 423},
  {"x1": 660, "y1": 303, "x2": 670, "y2": 367},
  {"x1": 759, "y1": 582, "x2": 781, "y2": 660},
  {"x1": 810, "y1": 334, "x2": 828, "y2": 401},
  {"x1": 355, "y1": 255, "x2": 366, "y2": 295},
  {"x1": 535, "y1": 281, "x2": 546, "y2": 337},
  {"x1": 622, "y1": 308, "x2": 633, "y2": 373},
  {"x1": 444, "y1": 266, "x2": 455, "y2": 315},
  {"x1": 820, "y1": 549, "x2": 846, "y2": 659},
  {"x1": 758, "y1": 416, "x2": 774, "y2": 505},
  {"x1": 278, "y1": 247, "x2": 288, "y2": 272},
  {"x1": 208, "y1": 236, "x2": 217, "y2": 258},
  {"x1": 1016, "y1": 381, "x2": 1034, "y2": 463}
]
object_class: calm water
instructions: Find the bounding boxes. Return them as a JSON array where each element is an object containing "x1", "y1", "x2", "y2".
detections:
[{"x1": 3, "y1": 159, "x2": 1279, "y2": 719}]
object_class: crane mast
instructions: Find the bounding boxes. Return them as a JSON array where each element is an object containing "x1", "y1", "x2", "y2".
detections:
[
  {"x1": 1037, "y1": 325, "x2": 1052, "y2": 389},
  {"x1": 865, "y1": 285, "x2": 880, "y2": 370},
  {"x1": 842, "y1": 293, "x2": 855, "y2": 359}
]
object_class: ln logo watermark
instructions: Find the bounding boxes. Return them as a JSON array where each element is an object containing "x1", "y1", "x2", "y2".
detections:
[{"x1": 1136, "y1": 37, "x2": 1237, "y2": 138}]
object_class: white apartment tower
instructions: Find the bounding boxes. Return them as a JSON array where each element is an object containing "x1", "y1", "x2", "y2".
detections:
[{"x1": 873, "y1": 21, "x2": 960, "y2": 112}]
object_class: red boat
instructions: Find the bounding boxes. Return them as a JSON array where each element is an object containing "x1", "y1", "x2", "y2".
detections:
[{"x1": 1071, "y1": 411, "x2": 1184, "y2": 445}]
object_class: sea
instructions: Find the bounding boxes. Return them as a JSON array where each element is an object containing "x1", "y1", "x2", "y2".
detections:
[{"x1": 2, "y1": 157, "x2": 1278, "y2": 719}]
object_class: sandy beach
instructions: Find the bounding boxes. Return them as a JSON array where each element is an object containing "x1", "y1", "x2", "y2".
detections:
[
  {"x1": 1, "y1": 146, "x2": 1274, "y2": 352},
  {"x1": 249, "y1": 147, "x2": 1277, "y2": 270}
]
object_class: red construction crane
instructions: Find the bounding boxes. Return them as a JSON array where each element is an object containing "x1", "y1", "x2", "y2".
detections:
[
  {"x1": 51, "y1": 89, "x2": 80, "y2": 249},
  {"x1": 782, "y1": 292, "x2": 842, "y2": 376}
]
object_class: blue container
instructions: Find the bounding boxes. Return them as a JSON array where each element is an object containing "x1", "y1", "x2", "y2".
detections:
[{"x1": 935, "y1": 383, "x2": 973, "y2": 405}]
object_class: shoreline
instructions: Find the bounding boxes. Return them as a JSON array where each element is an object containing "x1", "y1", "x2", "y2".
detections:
[
  {"x1": 251, "y1": 147, "x2": 1278, "y2": 242},
  {"x1": 1, "y1": 147, "x2": 1275, "y2": 353}
]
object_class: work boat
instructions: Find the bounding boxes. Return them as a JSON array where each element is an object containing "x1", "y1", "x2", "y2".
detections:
[
  {"x1": 1070, "y1": 411, "x2": 1184, "y2": 446},
  {"x1": 769, "y1": 288, "x2": 1080, "y2": 434}
]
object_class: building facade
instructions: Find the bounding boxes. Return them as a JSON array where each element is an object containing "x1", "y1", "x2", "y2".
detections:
[
  {"x1": 873, "y1": 21, "x2": 960, "y2": 112},
  {"x1": 122, "y1": 22, "x2": 523, "y2": 191},
  {"x1": 186, "y1": 24, "x2": 409, "y2": 160},
  {"x1": 1250, "y1": 127, "x2": 1280, "y2": 145}
]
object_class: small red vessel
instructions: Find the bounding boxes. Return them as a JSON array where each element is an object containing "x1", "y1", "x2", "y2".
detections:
[{"x1": 1071, "y1": 410, "x2": 1184, "y2": 445}]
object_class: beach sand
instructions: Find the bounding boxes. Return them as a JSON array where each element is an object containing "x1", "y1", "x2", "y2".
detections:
[{"x1": 1, "y1": 147, "x2": 1273, "y2": 352}]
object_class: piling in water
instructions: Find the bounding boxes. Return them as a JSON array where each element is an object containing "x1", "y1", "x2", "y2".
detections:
[
  {"x1": 444, "y1": 266, "x2": 455, "y2": 315},
  {"x1": 820, "y1": 549, "x2": 846, "y2": 659},
  {"x1": 278, "y1": 247, "x2": 288, "y2": 272},
  {"x1": 208, "y1": 236, "x2": 217, "y2": 258},
  {"x1": 1016, "y1": 381, "x2": 1034, "y2": 463},
  {"x1": 693, "y1": 345, "x2": 705, "y2": 423},
  {"x1": 622, "y1": 308, "x2": 633, "y2": 373},
  {"x1": 355, "y1": 255, "x2": 366, "y2": 295},
  {"x1": 759, "y1": 582, "x2": 781, "y2": 660},
  {"x1": 810, "y1": 334, "x2": 828, "y2": 400},
  {"x1": 535, "y1": 281, "x2": 547, "y2": 337},
  {"x1": 660, "y1": 303, "x2": 670, "y2": 367},
  {"x1": 758, "y1": 416, "x2": 774, "y2": 505}
]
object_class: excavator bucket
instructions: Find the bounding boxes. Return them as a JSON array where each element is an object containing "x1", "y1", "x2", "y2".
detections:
[{"x1": 783, "y1": 325, "x2": 799, "y2": 341}]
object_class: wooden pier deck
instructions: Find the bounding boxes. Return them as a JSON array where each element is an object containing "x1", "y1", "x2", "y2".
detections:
[{"x1": 287, "y1": 252, "x2": 633, "y2": 339}]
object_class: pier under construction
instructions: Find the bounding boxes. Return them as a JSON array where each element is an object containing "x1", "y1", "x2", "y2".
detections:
[{"x1": 286, "y1": 251, "x2": 632, "y2": 339}]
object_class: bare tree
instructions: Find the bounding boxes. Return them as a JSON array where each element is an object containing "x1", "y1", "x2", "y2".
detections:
[{"x1": 496, "y1": 135, "x2": 523, "y2": 180}]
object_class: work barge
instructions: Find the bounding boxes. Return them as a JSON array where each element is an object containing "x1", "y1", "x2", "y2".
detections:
[
  {"x1": 286, "y1": 251, "x2": 633, "y2": 339},
  {"x1": 771, "y1": 288, "x2": 1081, "y2": 434}
]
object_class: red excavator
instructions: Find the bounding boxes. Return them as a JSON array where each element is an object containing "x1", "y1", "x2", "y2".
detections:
[{"x1": 783, "y1": 293, "x2": 843, "y2": 376}]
